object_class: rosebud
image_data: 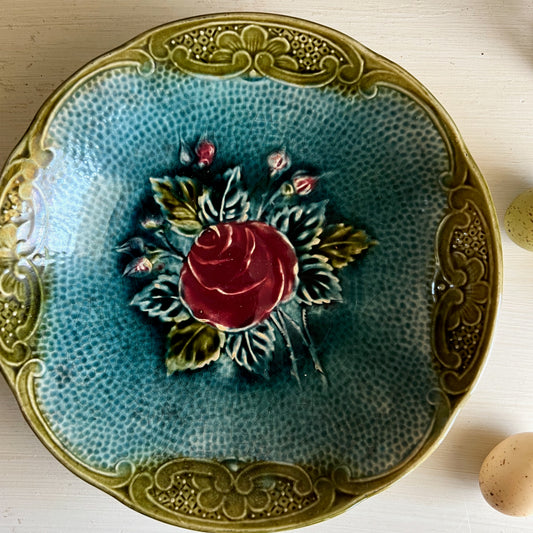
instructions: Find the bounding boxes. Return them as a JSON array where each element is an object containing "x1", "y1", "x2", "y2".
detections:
[
  {"x1": 123, "y1": 256, "x2": 152, "y2": 278},
  {"x1": 195, "y1": 139, "x2": 216, "y2": 167},
  {"x1": 140, "y1": 214, "x2": 165, "y2": 230},
  {"x1": 292, "y1": 172, "x2": 318, "y2": 195},
  {"x1": 280, "y1": 183, "x2": 295, "y2": 196},
  {"x1": 116, "y1": 237, "x2": 145, "y2": 255},
  {"x1": 267, "y1": 149, "x2": 291, "y2": 175}
]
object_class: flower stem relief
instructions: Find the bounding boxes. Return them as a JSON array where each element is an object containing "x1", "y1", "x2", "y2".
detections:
[{"x1": 118, "y1": 139, "x2": 375, "y2": 381}]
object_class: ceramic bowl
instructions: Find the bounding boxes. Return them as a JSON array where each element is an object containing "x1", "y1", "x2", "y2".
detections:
[{"x1": 0, "y1": 13, "x2": 501, "y2": 532}]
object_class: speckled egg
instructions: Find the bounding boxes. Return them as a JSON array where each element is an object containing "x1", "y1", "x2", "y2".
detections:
[
  {"x1": 505, "y1": 189, "x2": 533, "y2": 251},
  {"x1": 479, "y1": 432, "x2": 533, "y2": 516}
]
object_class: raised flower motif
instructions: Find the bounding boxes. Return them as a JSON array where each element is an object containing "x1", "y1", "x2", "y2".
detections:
[
  {"x1": 123, "y1": 255, "x2": 152, "y2": 278},
  {"x1": 292, "y1": 172, "x2": 319, "y2": 196},
  {"x1": 267, "y1": 149, "x2": 291, "y2": 175},
  {"x1": 119, "y1": 139, "x2": 375, "y2": 380},
  {"x1": 448, "y1": 252, "x2": 489, "y2": 329},
  {"x1": 180, "y1": 221, "x2": 298, "y2": 330},
  {"x1": 194, "y1": 473, "x2": 270, "y2": 520},
  {"x1": 195, "y1": 138, "x2": 216, "y2": 168},
  {"x1": 211, "y1": 25, "x2": 298, "y2": 72}
]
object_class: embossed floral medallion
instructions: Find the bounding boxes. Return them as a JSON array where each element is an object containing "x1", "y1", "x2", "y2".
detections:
[
  {"x1": 119, "y1": 140, "x2": 373, "y2": 379},
  {"x1": 0, "y1": 13, "x2": 501, "y2": 532}
]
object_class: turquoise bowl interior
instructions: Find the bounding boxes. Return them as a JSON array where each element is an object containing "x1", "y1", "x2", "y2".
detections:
[
  {"x1": 34, "y1": 65, "x2": 448, "y2": 475},
  {"x1": 0, "y1": 14, "x2": 501, "y2": 532}
]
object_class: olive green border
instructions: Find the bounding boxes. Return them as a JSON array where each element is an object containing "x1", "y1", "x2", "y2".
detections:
[{"x1": 0, "y1": 12, "x2": 502, "y2": 532}]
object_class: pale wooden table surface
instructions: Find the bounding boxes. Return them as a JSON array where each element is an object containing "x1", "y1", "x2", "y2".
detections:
[{"x1": 1, "y1": 1, "x2": 533, "y2": 532}]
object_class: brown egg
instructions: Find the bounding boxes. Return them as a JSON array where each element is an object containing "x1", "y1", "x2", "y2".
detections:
[{"x1": 479, "y1": 432, "x2": 533, "y2": 516}]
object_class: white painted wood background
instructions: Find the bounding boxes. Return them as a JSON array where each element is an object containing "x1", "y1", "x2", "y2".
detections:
[{"x1": 1, "y1": 1, "x2": 533, "y2": 532}]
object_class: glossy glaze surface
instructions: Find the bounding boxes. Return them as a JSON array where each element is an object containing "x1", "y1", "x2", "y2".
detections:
[{"x1": 0, "y1": 13, "x2": 501, "y2": 532}]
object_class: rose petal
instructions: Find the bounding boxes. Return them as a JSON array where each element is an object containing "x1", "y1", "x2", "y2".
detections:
[{"x1": 180, "y1": 221, "x2": 297, "y2": 330}]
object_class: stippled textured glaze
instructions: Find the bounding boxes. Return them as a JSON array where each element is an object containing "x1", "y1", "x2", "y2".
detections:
[
  {"x1": 34, "y1": 65, "x2": 448, "y2": 475},
  {"x1": 0, "y1": 14, "x2": 501, "y2": 532}
]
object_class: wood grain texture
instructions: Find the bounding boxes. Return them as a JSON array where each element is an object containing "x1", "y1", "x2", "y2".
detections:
[{"x1": 1, "y1": 1, "x2": 533, "y2": 532}]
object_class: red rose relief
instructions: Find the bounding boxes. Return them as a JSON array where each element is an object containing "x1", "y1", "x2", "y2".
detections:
[
  {"x1": 124, "y1": 141, "x2": 374, "y2": 377},
  {"x1": 179, "y1": 221, "x2": 298, "y2": 330}
]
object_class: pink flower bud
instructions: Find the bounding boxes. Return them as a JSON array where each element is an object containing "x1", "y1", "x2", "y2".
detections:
[
  {"x1": 116, "y1": 237, "x2": 146, "y2": 255},
  {"x1": 195, "y1": 139, "x2": 216, "y2": 167},
  {"x1": 292, "y1": 173, "x2": 318, "y2": 195},
  {"x1": 267, "y1": 150, "x2": 291, "y2": 174},
  {"x1": 140, "y1": 214, "x2": 164, "y2": 230},
  {"x1": 280, "y1": 183, "x2": 295, "y2": 196},
  {"x1": 123, "y1": 256, "x2": 152, "y2": 278}
]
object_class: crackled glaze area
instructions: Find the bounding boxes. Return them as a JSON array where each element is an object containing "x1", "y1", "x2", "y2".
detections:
[{"x1": 33, "y1": 65, "x2": 449, "y2": 475}]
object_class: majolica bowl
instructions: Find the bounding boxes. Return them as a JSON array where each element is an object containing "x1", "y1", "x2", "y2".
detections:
[{"x1": 0, "y1": 13, "x2": 501, "y2": 532}]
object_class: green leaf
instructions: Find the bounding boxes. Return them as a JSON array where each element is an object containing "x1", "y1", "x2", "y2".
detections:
[
  {"x1": 268, "y1": 201, "x2": 327, "y2": 253},
  {"x1": 317, "y1": 224, "x2": 373, "y2": 269},
  {"x1": 130, "y1": 274, "x2": 187, "y2": 322},
  {"x1": 166, "y1": 317, "x2": 225, "y2": 374},
  {"x1": 225, "y1": 321, "x2": 276, "y2": 377},
  {"x1": 297, "y1": 253, "x2": 342, "y2": 305},
  {"x1": 199, "y1": 166, "x2": 250, "y2": 224},
  {"x1": 151, "y1": 176, "x2": 203, "y2": 237}
]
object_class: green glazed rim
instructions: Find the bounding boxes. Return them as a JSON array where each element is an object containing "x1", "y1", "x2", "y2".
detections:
[{"x1": 0, "y1": 12, "x2": 502, "y2": 532}]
